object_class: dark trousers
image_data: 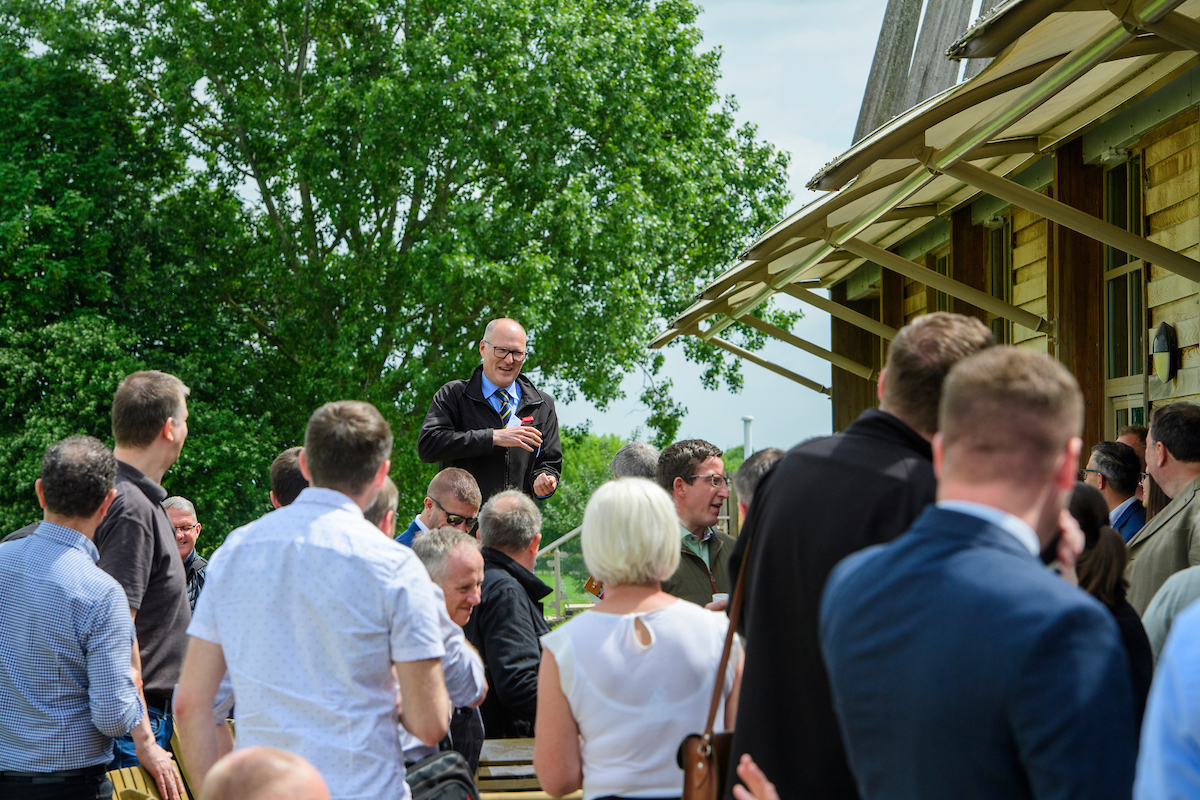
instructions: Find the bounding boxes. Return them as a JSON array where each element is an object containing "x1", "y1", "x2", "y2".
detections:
[
  {"x1": 107, "y1": 703, "x2": 173, "y2": 769},
  {"x1": 0, "y1": 773, "x2": 113, "y2": 800},
  {"x1": 447, "y1": 706, "x2": 485, "y2": 774}
]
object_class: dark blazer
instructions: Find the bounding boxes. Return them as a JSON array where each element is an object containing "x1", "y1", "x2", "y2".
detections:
[
  {"x1": 662, "y1": 529, "x2": 736, "y2": 607},
  {"x1": 820, "y1": 506, "x2": 1138, "y2": 800},
  {"x1": 418, "y1": 366, "x2": 562, "y2": 502},
  {"x1": 396, "y1": 518, "x2": 421, "y2": 548},
  {"x1": 724, "y1": 409, "x2": 938, "y2": 800},
  {"x1": 1113, "y1": 498, "x2": 1146, "y2": 542},
  {"x1": 463, "y1": 547, "x2": 551, "y2": 738}
]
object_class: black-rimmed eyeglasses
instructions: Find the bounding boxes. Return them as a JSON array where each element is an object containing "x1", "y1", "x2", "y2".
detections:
[{"x1": 483, "y1": 341, "x2": 528, "y2": 362}]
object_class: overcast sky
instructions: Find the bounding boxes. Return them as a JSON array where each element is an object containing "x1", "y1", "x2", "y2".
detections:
[{"x1": 554, "y1": 0, "x2": 894, "y2": 453}]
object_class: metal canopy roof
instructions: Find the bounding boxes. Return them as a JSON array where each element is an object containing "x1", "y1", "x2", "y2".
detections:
[{"x1": 651, "y1": 0, "x2": 1200, "y2": 389}]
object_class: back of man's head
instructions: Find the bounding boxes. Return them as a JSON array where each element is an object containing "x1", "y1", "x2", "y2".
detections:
[
  {"x1": 478, "y1": 490, "x2": 541, "y2": 553},
  {"x1": 657, "y1": 439, "x2": 722, "y2": 494},
  {"x1": 270, "y1": 446, "x2": 308, "y2": 507},
  {"x1": 303, "y1": 401, "x2": 393, "y2": 494},
  {"x1": 363, "y1": 476, "x2": 399, "y2": 528},
  {"x1": 40, "y1": 436, "x2": 118, "y2": 519},
  {"x1": 112, "y1": 371, "x2": 190, "y2": 448},
  {"x1": 413, "y1": 527, "x2": 481, "y2": 583},
  {"x1": 201, "y1": 746, "x2": 329, "y2": 800},
  {"x1": 939, "y1": 347, "x2": 1083, "y2": 486},
  {"x1": 881, "y1": 312, "x2": 995, "y2": 436},
  {"x1": 1090, "y1": 441, "x2": 1141, "y2": 498},
  {"x1": 1118, "y1": 423, "x2": 1148, "y2": 448},
  {"x1": 734, "y1": 447, "x2": 784, "y2": 508},
  {"x1": 428, "y1": 467, "x2": 482, "y2": 508},
  {"x1": 1149, "y1": 402, "x2": 1200, "y2": 463},
  {"x1": 611, "y1": 441, "x2": 660, "y2": 480}
]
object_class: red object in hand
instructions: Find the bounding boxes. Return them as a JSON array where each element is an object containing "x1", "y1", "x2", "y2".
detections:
[{"x1": 521, "y1": 416, "x2": 534, "y2": 423}]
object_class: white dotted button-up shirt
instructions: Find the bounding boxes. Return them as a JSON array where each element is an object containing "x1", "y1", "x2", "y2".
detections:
[{"x1": 189, "y1": 488, "x2": 447, "y2": 800}]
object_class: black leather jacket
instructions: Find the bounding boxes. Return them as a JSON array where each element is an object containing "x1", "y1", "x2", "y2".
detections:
[{"x1": 417, "y1": 366, "x2": 562, "y2": 502}]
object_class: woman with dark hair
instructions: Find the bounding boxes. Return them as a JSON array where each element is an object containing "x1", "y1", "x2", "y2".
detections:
[
  {"x1": 1071, "y1": 482, "x2": 1153, "y2": 721},
  {"x1": 1141, "y1": 470, "x2": 1170, "y2": 521}
]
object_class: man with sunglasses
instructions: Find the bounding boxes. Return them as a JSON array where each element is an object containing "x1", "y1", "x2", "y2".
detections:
[
  {"x1": 419, "y1": 318, "x2": 562, "y2": 503},
  {"x1": 657, "y1": 439, "x2": 736, "y2": 607},
  {"x1": 397, "y1": 468, "x2": 482, "y2": 547}
]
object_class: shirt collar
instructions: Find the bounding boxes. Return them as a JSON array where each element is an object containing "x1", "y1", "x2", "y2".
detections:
[
  {"x1": 413, "y1": 515, "x2": 430, "y2": 533},
  {"x1": 480, "y1": 373, "x2": 519, "y2": 403},
  {"x1": 32, "y1": 521, "x2": 101, "y2": 563},
  {"x1": 936, "y1": 500, "x2": 1041, "y2": 556},
  {"x1": 1110, "y1": 495, "x2": 1138, "y2": 525},
  {"x1": 679, "y1": 523, "x2": 712, "y2": 544},
  {"x1": 292, "y1": 487, "x2": 365, "y2": 517},
  {"x1": 117, "y1": 460, "x2": 167, "y2": 504}
]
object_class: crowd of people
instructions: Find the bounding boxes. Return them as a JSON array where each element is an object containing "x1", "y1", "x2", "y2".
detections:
[{"x1": 5, "y1": 312, "x2": 1200, "y2": 800}]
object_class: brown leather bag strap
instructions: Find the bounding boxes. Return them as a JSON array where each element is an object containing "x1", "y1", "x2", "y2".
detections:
[{"x1": 702, "y1": 532, "x2": 754, "y2": 738}]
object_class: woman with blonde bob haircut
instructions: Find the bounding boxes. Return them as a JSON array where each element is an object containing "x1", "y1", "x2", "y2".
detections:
[{"x1": 534, "y1": 478, "x2": 743, "y2": 800}]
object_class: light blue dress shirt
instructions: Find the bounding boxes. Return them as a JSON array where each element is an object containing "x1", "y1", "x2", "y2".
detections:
[
  {"x1": 480, "y1": 373, "x2": 521, "y2": 418},
  {"x1": 0, "y1": 522, "x2": 142, "y2": 771},
  {"x1": 936, "y1": 500, "x2": 1041, "y2": 556},
  {"x1": 1136, "y1": 600, "x2": 1200, "y2": 798}
]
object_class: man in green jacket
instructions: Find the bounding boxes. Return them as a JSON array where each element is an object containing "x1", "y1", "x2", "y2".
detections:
[
  {"x1": 1127, "y1": 401, "x2": 1200, "y2": 613},
  {"x1": 657, "y1": 439, "x2": 736, "y2": 606}
]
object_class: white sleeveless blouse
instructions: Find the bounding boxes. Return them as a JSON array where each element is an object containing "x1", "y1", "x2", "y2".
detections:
[{"x1": 541, "y1": 600, "x2": 740, "y2": 800}]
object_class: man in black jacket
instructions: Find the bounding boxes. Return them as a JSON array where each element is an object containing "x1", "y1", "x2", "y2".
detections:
[
  {"x1": 463, "y1": 489, "x2": 551, "y2": 738},
  {"x1": 725, "y1": 313, "x2": 993, "y2": 800},
  {"x1": 418, "y1": 319, "x2": 562, "y2": 503}
]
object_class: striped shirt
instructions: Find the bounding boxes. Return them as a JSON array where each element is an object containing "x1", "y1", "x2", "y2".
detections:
[{"x1": 0, "y1": 522, "x2": 142, "y2": 771}]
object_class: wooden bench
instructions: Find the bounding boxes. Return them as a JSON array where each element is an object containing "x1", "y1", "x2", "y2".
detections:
[
  {"x1": 108, "y1": 766, "x2": 162, "y2": 799},
  {"x1": 476, "y1": 738, "x2": 581, "y2": 800}
]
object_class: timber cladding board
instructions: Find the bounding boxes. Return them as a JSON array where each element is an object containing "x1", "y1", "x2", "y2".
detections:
[
  {"x1": 1145, "y1": 169, "x2": 1200, "y2": 217},
  {"x1": 1013, "y1": 272, "x2": 1047, "y2": 306},
  {"x1": 1148, "y1": 273, "x2": 1200, "y2": 309},
  {"x1": 1149, "y1": 196, "x2": 1200, "y2": 234},
  {"x1": 1147, "y1": 143, "x2": 1198, "y2": 188},
  {"x1": 1143, "y1": 115, "x2": 1200, "y2": 167},
  {"x1": 1150, "y1": 366, "x2": 1200, "y2": 401},
  {"x1": 1148, "y1": 220, "x2": 1200, "y2": 253},
  {"x1": 1148, "y1": 316, "x2": 1200, "y2": 350},
  {"x1": 1015, "y1": 260, "x2": 1047, "y2": 285},
  {"x1": 1152, "y1": 295, "x2": 1200, "y2": 329},
  {"x1": 1013, "y1": 236, "x2": 1047, "y2": 270}
]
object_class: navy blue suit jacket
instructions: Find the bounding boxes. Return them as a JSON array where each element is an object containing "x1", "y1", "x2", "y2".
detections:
[
  {"x1": 396, "y1": 519, "x2": 421, "y2": 548},
  {"x1": 1113, "y1": 499, "x2": 1146, "y2": 542},
  {"x1": 820, "y1": 506, "x2": 1138, "y2": 800}
]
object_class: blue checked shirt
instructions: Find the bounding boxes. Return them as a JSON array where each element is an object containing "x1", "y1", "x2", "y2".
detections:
[{"x1": 0, "y1": 522, "x2": 142, "y2": 771}]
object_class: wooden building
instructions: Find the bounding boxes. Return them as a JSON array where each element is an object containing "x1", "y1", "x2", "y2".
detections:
[{"x1": 652, "y1": 0, "x2": 1200, "y2": 450}]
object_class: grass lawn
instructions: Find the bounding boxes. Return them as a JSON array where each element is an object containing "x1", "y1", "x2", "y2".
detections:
[{"x1": 535, "y1": 571, "x2": 595, "y2": 608}]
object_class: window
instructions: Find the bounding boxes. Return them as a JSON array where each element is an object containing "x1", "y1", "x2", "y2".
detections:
[
  {"x1": 1102, "y1": 155, "x2": 1145, "y2": 436},
  {"x1": 988, "y1": 218, "x2": 1013, "y2": 344}
]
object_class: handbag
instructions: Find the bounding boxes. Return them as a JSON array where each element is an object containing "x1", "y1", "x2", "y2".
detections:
[
  {"x1": 678, "y1": 535, "x2": 754, "y2": 800},
  {"x1": 405, "y1": 750, "x2": 481, "y2": 800}
]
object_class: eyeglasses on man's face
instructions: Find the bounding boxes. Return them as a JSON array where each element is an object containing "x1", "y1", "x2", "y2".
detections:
[
  {"x1": 174, "y1": 523, "x2": 198, "y2": 534},
  {"x1": 433, "y1": 498, "x2": 479, "y2": 528},
  {"x1": 688, "y1": 474, "x2": 731, "y2": 488},
  {"x1": 1078, "y1": 468, "x2": 1103, "y2": 481},
  {"x1": 482, "y1": 341, "x2": 528, "y2": 363}
]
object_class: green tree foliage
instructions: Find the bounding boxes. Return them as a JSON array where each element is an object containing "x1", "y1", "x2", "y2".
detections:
[
  {"x1": 537, "y1": 427, "x2": 623, "y2": 582},
  {"x1": 1, "y1": 0, "x2": 793, "y2": 549}
]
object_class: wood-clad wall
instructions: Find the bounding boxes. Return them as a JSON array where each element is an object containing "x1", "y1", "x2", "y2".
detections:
[
  {"x1": 1145, "y1": 109, "x2": 1200, "y2": 406},
  {"x1": 1012, "y1": 203, "x2": 1049, "y2": 352}
]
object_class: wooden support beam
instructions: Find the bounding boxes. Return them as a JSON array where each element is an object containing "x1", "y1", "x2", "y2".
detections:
[
  {"x1": 831, "y1": 283, "x2": 880, "y2": 430},
  {"x1": 1139, "y1": 11, "x2": 1200, "y2": 54},
  {"x1": 838, "y1": 237, "x2": 1053, "y2": 333},
  {"x1": 739, "y1": 314, "x2": 878, "y2": 381},
  {"x1": 706, "y1": 336, "x2": 832, "y2": 396},
  {"x1": 775, "y1": 285, "x2": 900, "y2": 341},
  {"x1": 950, "y1": 205, "x2": 990, "y2": 323},
  {"x1": 941, "y1": 159, "x2": 1200, "y2": 282}
]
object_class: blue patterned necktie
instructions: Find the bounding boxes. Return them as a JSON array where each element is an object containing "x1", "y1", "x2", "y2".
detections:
[{"x1": 496, "y1": 389, "x2": 514, "y2": 426}]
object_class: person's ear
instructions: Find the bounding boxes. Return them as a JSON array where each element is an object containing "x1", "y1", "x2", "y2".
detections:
[
  {"x1": 383, "y1": 509, "x2": 396, "y2": 538},
  {"x1": 673, "y1": 476, "x2": 686, "y2": 497},
  {"x1": 1057, "y1": 438, "x2": 1083, "y2": 490},
  {"x1": 35, "y1": 478, "x2": 47, "y2": 510},
  {"x1": 298, "y1": 449, "x2": 311, "y2": 481},
  {"x1": 876, "y1": 367, "x2": 887, "y2": 404},
  {"x1": 96, "y1": 488, "x2": 118, "y2": 521},
  {"x1": 931, "y1": 432, "x2": 945, "y2": 480},
  {"x1": 270, "y1": 491, "x2": 282, "y2": 509},
  {"x1": 161, "y1": 416, "x2": 177, "y2": 443},
  {"x1": 529, "y1": 532, "x2": 542, "y2": 556},
  {"x1": 372, "y1": 459, "x2": 391, "y2": 491},
  {"x1": 424, "y1": 497, "x2": 435, "y2": 514}
]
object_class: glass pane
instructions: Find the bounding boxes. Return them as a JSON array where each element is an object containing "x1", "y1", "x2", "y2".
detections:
[
  {"x1": 1108, "y1": 276, "x2": 1130, "y2": 379},
  {"x1": 936, "y1": 255, "x2": 951, "y2": 312},
  {"x1": 1133, "y1": 406, "x2": 1145, "y2": 426},
  {"x1": 1116, "y1": 408, "x2": 1130, "y2": 432},
  {"x1": 1130, "y1": 269, "x2": 1143, "y2": 376},
  {"x1": 1130, "y1": 156, "x2": 1143, "y2": 238},
  {"x1": 1107, "y1": 166, "x2": 1130, "y2": 270}
]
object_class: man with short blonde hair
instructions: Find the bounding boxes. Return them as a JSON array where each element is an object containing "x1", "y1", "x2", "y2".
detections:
[{"x1": 397, "y1": 468, "x2": 482, "y2": 547}]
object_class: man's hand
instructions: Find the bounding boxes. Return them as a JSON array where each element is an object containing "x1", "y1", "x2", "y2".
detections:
[
  {"x1": 133, "y1": 731, "x2": 184, "y2": 800},
  {"x1": 732, "y1": 754, "x2": 779, "y2": 800},
  {"x1": 493, "y1": 426, "x2": 542, "y2": 452},
  {"x1": 533, "y1": 473, "x2": 558, "y2": 497}
]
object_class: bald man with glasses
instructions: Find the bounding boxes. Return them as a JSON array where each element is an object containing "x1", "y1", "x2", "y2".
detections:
[{"x1": 418, "y1": 318, "x2": 562, "y2": 504}]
